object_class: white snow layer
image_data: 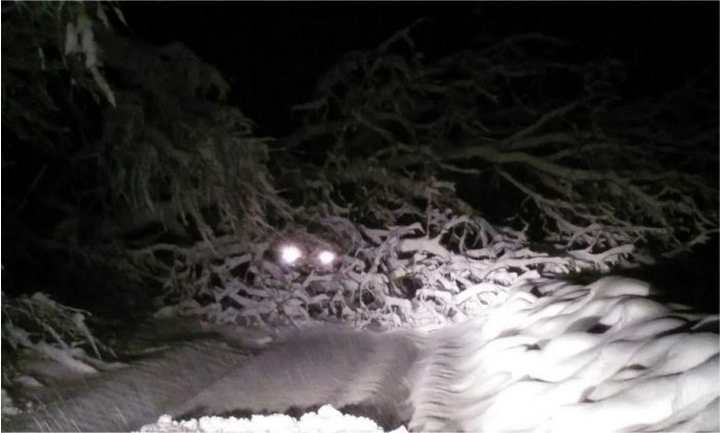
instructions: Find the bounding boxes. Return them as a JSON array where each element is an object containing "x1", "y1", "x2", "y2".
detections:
[
  {"x1": 140, "y1": 276, "x2": 719, "y2": 433},
  {"x1": 139, "y1": 405, "x2": 407, "y2": 433}
]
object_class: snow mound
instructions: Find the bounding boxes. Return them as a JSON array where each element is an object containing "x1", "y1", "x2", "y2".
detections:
[{"x1": 139, "y1": 404, "x2": 407, "y2": 433}]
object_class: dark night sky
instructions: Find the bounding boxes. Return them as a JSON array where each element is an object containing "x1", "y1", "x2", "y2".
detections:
[{"x1": 122, "y1": 2, "x2": 718, "y2": 136}]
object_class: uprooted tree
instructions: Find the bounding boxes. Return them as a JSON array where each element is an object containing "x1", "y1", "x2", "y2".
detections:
[{"x1": 2, "y1": 2, "x2": 717, "y2": 353}]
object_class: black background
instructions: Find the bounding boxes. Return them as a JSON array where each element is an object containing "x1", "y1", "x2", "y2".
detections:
[{"x1": 122, "y1": 2, "x2": 718, "y2": 135}]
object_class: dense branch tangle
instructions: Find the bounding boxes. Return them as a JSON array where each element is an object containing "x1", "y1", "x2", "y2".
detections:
[{"x1": 291, "y1": 25, "x2": 717, "y2": 266}]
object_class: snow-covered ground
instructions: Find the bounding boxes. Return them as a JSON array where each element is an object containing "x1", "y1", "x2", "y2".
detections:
[
  {"x1": 408, "y1": 276, "x2": 719, "y2": 432},
  {"x1": 140, "y1": 276, "x2": 719, "y2": 433},
  {"x1": 4, "y1": 276, "x2": 719, "y2": 432}
]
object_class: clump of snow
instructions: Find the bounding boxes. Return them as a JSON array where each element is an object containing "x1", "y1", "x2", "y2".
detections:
[{"x1": 139, "y1": 405, "x2": 408, "y2": 433}]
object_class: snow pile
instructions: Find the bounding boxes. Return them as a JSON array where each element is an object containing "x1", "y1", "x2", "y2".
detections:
[
  {"x1": 411, "y1": 276, "x2": 719, "y2": 432},
  {"x1": 139, "y1": 404, "x2": 406, "y2": 433}
]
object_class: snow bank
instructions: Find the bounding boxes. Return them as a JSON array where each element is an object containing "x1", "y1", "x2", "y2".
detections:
[
  {"x1": 139, "y1": 405, "x2": 406, "y2": 433},
  {"x1": 410, "y1": 276, "x2": 720, "y2": 432}
]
